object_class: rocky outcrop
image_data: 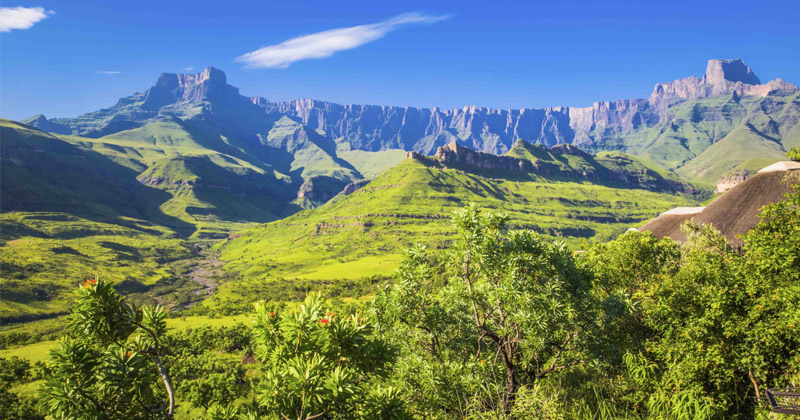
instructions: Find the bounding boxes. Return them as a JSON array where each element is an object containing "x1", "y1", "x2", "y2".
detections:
[
  {"x1": 704, "y1": 58, "x2": 760, "y2": 86},
  {"x1": 342, "y1": 179, "x2": 371, "y2": 195},
  {"x1": 296, "y1": 176, "x2": 349, "y2": 204},
  {"x1": 434, "y1": 142, "x2": 532, "y2": 171},
  {"x1": 716, "y1": 170, "x2": 750, "y2": 193}
]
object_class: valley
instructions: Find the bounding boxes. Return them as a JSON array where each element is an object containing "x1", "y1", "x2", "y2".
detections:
[
  {"x1": 4, "y1": 57, "x2": 798, "y2": 326},
  {"x1": 2, "y1": 56, "x2": 799, "y2": 420}
]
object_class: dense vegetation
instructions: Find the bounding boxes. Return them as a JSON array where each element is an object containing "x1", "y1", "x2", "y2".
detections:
[{"x1": 3, "y1": 169, "x2": 797, "y2": 419}]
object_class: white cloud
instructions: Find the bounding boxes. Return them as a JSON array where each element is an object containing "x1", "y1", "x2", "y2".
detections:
[
  {"x1": 184, "y1": 66, "x2": 194, "y2": 71},
  {"x1": 0, "y1": 6, "x2": 54, "y2": 32},
  {"x1": 236, "y1": 12, "x2": 450, "y2": 69},
  {"x1": 98, "y1": 71, "x2": 122, "y2": 75}
]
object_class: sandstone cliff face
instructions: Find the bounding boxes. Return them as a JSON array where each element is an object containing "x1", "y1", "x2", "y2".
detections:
[
  {"x1": 142, "y1": 67, "x2": 247, "y2": 110},
  {"x1": 261, "y1": 59, "x2": 797, "y2": 156},
  {"x1": 25, "y1": 61, "x2": 799, "y2": 176},
  {"x1": 434, "y1": 142, "x2": 532, "y2": 171},
  {"x1": 649, "y1": 59, "x2": 795, "y2": 102}
]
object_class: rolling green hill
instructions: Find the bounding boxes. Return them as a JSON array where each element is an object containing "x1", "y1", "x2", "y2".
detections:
[{"x1": 214, "y1": 153, "x2": 697, "y2": 308}]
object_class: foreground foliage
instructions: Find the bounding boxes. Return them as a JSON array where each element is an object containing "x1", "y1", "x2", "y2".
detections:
[
  {"x1": 373, "y1": 204, "x2": 594, "y2": 416},
  {"x1": 39, "y1": 279, "x2": 175, "y2": 419},
  {"x1": 13, "y1": 169, "x2": 800, "y2": 419}
]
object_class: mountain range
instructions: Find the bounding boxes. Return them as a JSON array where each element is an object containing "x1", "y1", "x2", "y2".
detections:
[{"x1": 24, "y1": 59, "x2": 800, "y2": 186}]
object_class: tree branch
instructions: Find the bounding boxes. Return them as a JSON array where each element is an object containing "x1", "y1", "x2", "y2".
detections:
[{"x1": 131, "y1": 320, "x2": 174, "y2": 417}]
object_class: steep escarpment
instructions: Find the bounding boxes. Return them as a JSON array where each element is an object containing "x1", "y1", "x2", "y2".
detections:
[
  {"x1": 266, "y1": 59, "x2": 798, "y2": 162},
  {"x1": 22, "y1": 60, "x2": 800, "y2": 187},
  {"x1": 650, "y1": 59, "x2": 795, "y2": 101}
]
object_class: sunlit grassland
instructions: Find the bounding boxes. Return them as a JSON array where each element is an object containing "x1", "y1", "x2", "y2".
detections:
[
  {"x1": 218, "y1": 158, "x2": 697, "y2": 284},
  {"x1": 336, "y1": 148, "x2": 408, "y2": 179},
  {"x1": 0, "y1": 212, "x2": 193, "y2": 319},
  {"x1": 0, "y1": 314, "x2": 252, "y2": 362}
]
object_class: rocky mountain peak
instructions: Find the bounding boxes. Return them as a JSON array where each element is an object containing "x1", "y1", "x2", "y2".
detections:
[
  {"x1": 649, "y1": 58, "x2": 795, "y2": 102},
  {"x1": 702, "y1": 59, "x2": 761, "y2": 85},
  {"x1": 142, "y1": 67, "x2": 242, "y2": 109}
]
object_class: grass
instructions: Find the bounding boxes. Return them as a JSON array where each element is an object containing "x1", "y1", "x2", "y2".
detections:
[
  {"x1": 676, "y1": 123, "x2": 787, "y2": 183},
  {"x1": 0, "y1": 212, "x2": 193, "y2": 320},
  {"x1": 0, "y1": 314, "x2": 252, "y2": 363},
  {"x1": 1, "y1": 340, "x2": 58, "y2": 364},
  {"x1": 218, "y1": 158, "x2": 697, "y2": 286},
  {"x1": 337, "y1": 148, "x2": 409, "y2": 179}
]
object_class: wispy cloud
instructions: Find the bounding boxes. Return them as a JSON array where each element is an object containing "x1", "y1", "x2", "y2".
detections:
[
  {"x1": 98, "y1": 71, "x2": 122, "y2": 75},
  {"x1": 0, "y1": 6, "x2": 54, "y2": 32},
  {"x1": 236, "y1": 12, "x2": 451, "y2": 69},
  {"x1": 184, "y1": 66, "x2": 194, "y2": 71}
]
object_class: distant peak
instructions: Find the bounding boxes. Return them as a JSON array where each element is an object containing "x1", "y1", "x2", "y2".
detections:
[
  {"x1": 26, "y1": 114, "x2": 48, "y2": 123},
  {"x1": 197, "y1": 67, "x2": 226, "y2": 83},
  {"x1": 143, "y1": 67, "x2": 240, "y2": 109},
  {"x1": 703, "y1": 59, "x2": 761, "y2": 85}
]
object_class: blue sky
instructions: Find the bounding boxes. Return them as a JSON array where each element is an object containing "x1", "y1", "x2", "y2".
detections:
[{"x1": 1, "y1": 0, "x2": 799, "y2": 121}]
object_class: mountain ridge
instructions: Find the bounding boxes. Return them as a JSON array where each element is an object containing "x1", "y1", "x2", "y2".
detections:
[{"x1": 24, "y1": 59, "x2": 798, "y2": 186}]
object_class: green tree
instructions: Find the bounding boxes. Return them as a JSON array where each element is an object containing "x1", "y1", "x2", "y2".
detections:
[
  {"x1": 374, "y1": 204, "x2": 594, "y2": 417},
  {"x1": 0, "y1": 356, "x2": 31, "y2": 385},
  {"x1": 248, "y1": 292, "x2": 408, "y2": 420},
  {"x1": 38, "y1": 279, "x2": 175, "y2": 419},
  {"x1": 588, "y1": 181, "x2": 800, "y2": 420},
  {"x1": 738, "y1": 173, "x2": 800, "y2": 399},
  {"x1": 0, "y1": 385, "x2": 45, "y2": 420},
  {"x1": 170, "y1": 352, "x2": 245, "y2": 410},
  {"x1": 787, "y1": 146, "x2": 800, "y2": 161}
]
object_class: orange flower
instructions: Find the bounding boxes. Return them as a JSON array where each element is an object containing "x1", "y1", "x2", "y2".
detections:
[
  {"x1": 326, "y1": 311, "x2": 336, "y2": 318},
  {"x1": 83, "y1": 280, "x2": 93, "y2": 288},
  {"x1": 126, "y1": 352, "x2": 132, "y2": 358},
  {"x1": 319, "y1": 318, "x2": 330, "y2": 326},
  {"x1": 269, "y1": 312, "x2": 276, "y2": 317}
]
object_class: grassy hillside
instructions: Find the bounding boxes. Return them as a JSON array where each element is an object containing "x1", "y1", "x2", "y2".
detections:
[
  {"x1": 337, "y1": 148, "x2": 409, "y2": 179},
  {"x1": 216, "y1": 157, "x2": 696, "y2": 303},
  {"x1": 506, "y1": 140, "x2": 695, "y2": 192},
  {"x1": 0, "y1": 212, "x2": 192, "y2": 320},
  {"x1": 589, "y1": 91, "x2": 800, "y2": 182},
  {"x1": 676, "y1": 123, "x2": 787, "y2": 183},
  {"x1": 1, "y1": 119, "x2": 298, "y2": 238}
]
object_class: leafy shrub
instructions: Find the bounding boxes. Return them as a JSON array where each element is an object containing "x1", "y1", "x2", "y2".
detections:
[{"x1": 38, "y1": 279, "x2": 176, "y2": 419}]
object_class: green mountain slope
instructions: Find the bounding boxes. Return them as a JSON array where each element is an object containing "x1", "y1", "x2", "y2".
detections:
[
  {"x1": 215, "y1": 156, "x2": 696, "y2": 306},
  {"x1": 21, "y1": 68, "x2": 373, "y2": 212},
  {"x1": 505, "y1": 140, "x2": 694, "y2": 192},
  {"x1": 1, "y1": 119, "x2": 297, "y2": 238},
  {"x1": 610, "y1": 91, "x2": 800, "y2": 181},
  {"x1": 336, "y1": 149, "x2": 408, "y2": 179},
  {"x1": 676, "y1": 123, "x2": 788, "y2": 183}
]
